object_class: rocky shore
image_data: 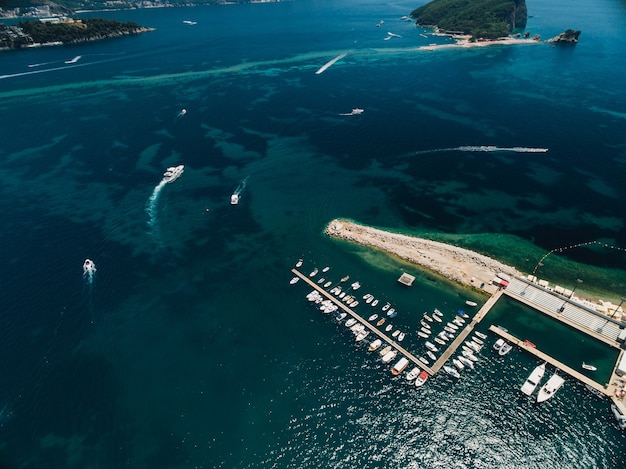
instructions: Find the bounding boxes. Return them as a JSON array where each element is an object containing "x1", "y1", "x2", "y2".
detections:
[{"x1": 325, "y1": 219, "x2": 520, "y2": 293}]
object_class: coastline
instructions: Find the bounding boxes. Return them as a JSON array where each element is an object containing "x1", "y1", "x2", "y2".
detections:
[
  {"x1": 325, "y1": 219, "x2": 520, "y2": 295},
  {"x1": 418, "y1": 35, "x2": 541, "y2": 51}
]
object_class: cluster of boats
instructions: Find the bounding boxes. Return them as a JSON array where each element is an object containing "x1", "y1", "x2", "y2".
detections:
[
  {"x1": 520, "y1": 362, "x2": 565, "y2": 402},
  {"x1": 367, "y1": 339, "x2": 429, "y2": 387},
  {"x1": 441, "y1": 333, "x2": 486, "y2": 379}
]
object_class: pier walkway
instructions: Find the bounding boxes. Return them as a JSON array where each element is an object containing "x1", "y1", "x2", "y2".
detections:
[{"x1": 292, "y1": 269, "x2": 434, "y2": 375}]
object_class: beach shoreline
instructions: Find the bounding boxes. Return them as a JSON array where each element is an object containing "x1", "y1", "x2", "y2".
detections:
[{"x1": 325, "y1": 219, "x2": 520, "y2": 295}]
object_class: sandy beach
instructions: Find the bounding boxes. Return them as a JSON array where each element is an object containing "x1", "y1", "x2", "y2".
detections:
[
  {"x1": 325, "y1": 219, "x2": 520, "y2": 294},
  {"x1": 418, "y1": 36, "x2": 541, "y2": 51}
]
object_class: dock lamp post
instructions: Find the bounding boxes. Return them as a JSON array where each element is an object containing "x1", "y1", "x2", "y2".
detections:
[
  {"x1": 559, "y1": 278, "x2": 583, "y2": 313},
  {"x1": 610, "y1": 297, "x2": 625, "y2": 319}
]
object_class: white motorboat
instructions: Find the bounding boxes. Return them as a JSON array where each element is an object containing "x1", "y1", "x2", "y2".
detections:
[
  {"x1": 465, "y1": 300, "x2": 478, "y2": 307},
  {"x1": 499, "y1": 342, "x2": 512, "y2": 356},
  {"x1": 336, "y1": 312, "x2": 347, "y2": 321},
  {"x1": 417, "y1": 331, "x2": 430, "y2": 339},
  {"x1": 379, "y1": 345, "x2": 392, "y2": 356},
  {"x1": 355, "y1": 330, "x2": 369, "y2": 342},
  {"x1": 345, "y1": 318, "x2": 357, "y2": 328},
  {"x1": 423, "y1": 314, "x2": 433, "y2": 322},
  {"x1": 295, "y1": 259, "x2": 303, "y2": 267},
  {"x1": 458, "y1": 355, "x2": 474, "y2": 369},
  {"x1": 65, "y1": 55, "x2": 82, "y2": 64},
  {"x1": 611, "y1": 404, "x2": 626, "y2": 430},
  {"x1": 420, "y1": 327, "x2": 431, "y2": 335},
  {"x1": 454, "y1": 315, "x2": 466, "y2": 324},
  {"x1": 521, "y1": 362, "x2": 546, "y2": 396},
  {"x1": 452, "y1": 319, "x2": 465, "y2": 327},
  {"x1": 322, "y1": 266, "x2": 330, "y2": 273},
  {"x1": 339, "y1": 292, "x2": 346, "y2": 299},
  {"x1": 437, "y1": 332, "x2": 450, "y2": 342},
  {"x1": 474, "y1": 331, "x2": 487, "y2": 340},
  {"x1": 443, "y1": 326, "x2": 456, "y2": 335},
  {"x1": 324, "y1": 281, "x2": 332, "y2": 288},
  {"x1": 446, "y1": 322, "x2": 459, "y2": 331},
  {"x1": 582, "y1": 362, "x2": 597, "y2": 371},
  {"x1": 382, "y1": 350, "x2": 398, "y2": 364},
  {"x1": 465, "y1": 341, "x2": 481, "y2": 353},
  {"x1": 371, "y1": 299, "x2": 379, "y2": 307},
  {"x1": 341, "y1": 275, "x2": 350, "y2": 282},
  {"x1": 418, "y1": 356, "x2": 429, "y2": 365},
  {"x1": 363, "y1": 293, "x2": 372, "y2": 300},
  {"x1": 368, "y1": 314, "x2": 378, "y2": 321},
  {"x1": 230, "y1": 193, "x2": 239, "y2": 205},
  {"x1": 433, "y1": 308, "x2": 443, "y2": 317},
  {"x1": 432, "y1": 315, "x2": 442, "y2": 323},
  {"x1": 453, "y1": 358, "x2": 465, "y2": 370},
  {"x1": 391, "y1": 357, "x2": 409, "y2": 375},
  {"x1": 472, "y1": 336, "x2": 484, "y2": 345},
  {"x1": 406, "y1": 367, "x2": 420, "y2": 381},
  {"x1": 493, "y1": 338, "x2": 505, "y2": 351},
  {"x1": 317, "y1": 277, "x2": 325, "y2": 284},
  {"x1": 385, "y1": 324, "x2": 393, "y2": 332},
  {"x1": 536, "y1": 373, "x2": 565, "y2": 403},
  {"x1": 386, "y1": 308, "x2": 396, "y2": 317},
  {"x1": 427, "y1": 351, "x2": 437, "y2": 361},
  {"x1": 382, "y1": 302, "x2": 391, "y2": 311},
  {"x1": 351, "y1": 281, "x2": 361, "y2": 290},
  {"x1": 398, "y1": 332, "x2": 405, "y2": 342},
  {"x1": 392, "y1": 330, "x2": 401, "y2": 338},
  {"x1": 365, "y1": 296, "x2": 373, "y2": 304},
  {"x1": 443, "y1": 366, "x2": 460, "y2": 378},
  {"x1": 462, "y1": 349, "x2": 478, "y2": 362},
  {"x1": 350, "y1": 300, "x2": 359, "y2": 307},
  {"x1": 420, "y1": 320, "x2": 431, "y2": 329},
  {"x1": 309, "y1": 268, "x2": 318, "y2": 277},
  {"x1": 368, "y1": 339, "x2": 382, "y2": 352},
  {"x1": 434, "y1": 338, "x2": 446, "y2": 346},
  {"x1": 415, "y1": 370, "x2": 429, "y2": 387},
  {"x1": 425, "y1": 341, "x2": 439, "y2": 352}
]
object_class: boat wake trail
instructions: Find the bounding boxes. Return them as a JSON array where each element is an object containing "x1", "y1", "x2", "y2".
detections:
[
  {"x1": 407, "y1": 145, "x2": 549, "y2": 156},
  {"x1": 315, "y1": 52, "x2": 347, "y2": 75},
  {"x1": 83, "y1": 259, "x2": 97, "y2": 286},
  {"x1": 233, "y1": 175, "x2": 249, "y2": 197},
  {"x1": 145, "y1": 165, "x2": 185, "y2": 239}
]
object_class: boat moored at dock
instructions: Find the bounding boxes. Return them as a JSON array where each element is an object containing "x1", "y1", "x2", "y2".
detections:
[
  {"x1": 537, "y1": 373, "x2": 565, "y2": 403},
  {"x1": 521, "y1": 362, "x2": 546, "y2": 396},
  {"x1": 391, "y1": 357, "x2": 409, "y2": 375}
]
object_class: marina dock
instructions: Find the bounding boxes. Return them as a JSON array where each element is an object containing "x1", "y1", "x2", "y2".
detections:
[{"x1": 292, "y1": 269, "x2": 435, "y2": 375}]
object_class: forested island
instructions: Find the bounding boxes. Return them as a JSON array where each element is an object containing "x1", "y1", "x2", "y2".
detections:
[
  {"x1": 411, "y1": 0, "x2": 528, "y2": 40},
  {"x1": 0, "y1": 17, "x2": 152, "y2": 49}
]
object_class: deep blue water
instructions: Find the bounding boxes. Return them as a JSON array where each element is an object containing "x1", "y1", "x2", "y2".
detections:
[{"x1": 1, "y1": 0, "x2": 626, "y2": 467}]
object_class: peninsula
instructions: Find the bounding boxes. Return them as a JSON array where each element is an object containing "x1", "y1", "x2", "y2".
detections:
[
  {"x1": 325, "y1": 219, "x2": 519, "y2": 293},
  {"x1": 411, "y1": 0, "x2": 528, "y2": 40},
  {"x1": 0, "y1": 17, "x2": 152, "y2": 50}
]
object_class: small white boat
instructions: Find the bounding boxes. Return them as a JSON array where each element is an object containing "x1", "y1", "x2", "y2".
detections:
[
  {"x1": 382, "y1": 302, "x2": 391, "y2": 311},
  {"x1": 392, "y1": 330, "x2": 401, "y2": 338},
  {"x1": 452, "y1": 319, "x2": 465, "y2": 327},
  {"x1": 322, "y1": 266, "x2": 330, "y2": 273},
  {"x1": 437, "y1": 332, "x2": 450, "y2": 342},
  {"x1": 499, "y1": 342, "x2": 512, "y2": 356},
  {"x1": 376, "y1": 318, "x2": 386, "y2": 326},
  {"x1": 611, "y1": 404, "x2": 626, "y2": 430},
  {"x1": 453, "y1": 358, "x2": 465, "y2": 370},
  {"x1": 182, "y1": 20, "x2": 197, "y2": 25},
  {"x1": 414, "y1": 370, "x2": 429, "y2": 387},
  {"x1": 290, "y1": 277, "x2": 299, "y2": 285},
  {"x1": 230, "y1": 193, "x2": 239, "y2": 205},
  {"x1": 454, "y1": 316, "x2": 466, "y2": 324},
  {"x1": 420, "y1": 320, "x2": 431, "y2": 329},
  {"x1": 425, "y1": 341, "x2": 439, "y2": 352},
  {"x1": 385, "y1": 324, "x2": 393, "y2": 332},
  {"x1": 465, "y1": 300, "x2": 478, "y2": 307},
  {"x1": 295, "y1": 259, "x2": 303, "y2": 267},
  {"x1": 472, "y1": 336, "x2": 484, "y2": 345},
  {"x1": 582, "y1": 362, "x2": 597, "y2": 371},
  {"x1": 366, "y1": 296, "x2": 373, "y2": 304},
  {"x1": 493, "y1": 338, "x2": 505, "y2": 351},
  {"x1": 432, "y1": 315, "x2": 442, "y2": 323},
  {"x1": 350, "y1": 301, "x2": 359, "y2": 307},
  {"x1": 351, "y1": 281, "x2": 361, "y2": 290},
  {"x1": 336, "y1": 312, "x2": 347, "y2": 321},
  {"x1": 443, "y1": 366, "x2": 460, "y2": 378},
  {"x1": 474, "y1": 331, "x2": 487, "y2": 340},
  {"x1": 458, "y1": 355, "x2": 474, "y2": 369},
  {"x1": 434, "y1": 337, "x2": 446, "y2": 346},
  {"x1": 433, "y1": 308, "x2": 443, "y2": 317},
  {"x1": 382, "y1": 350, "x2": 398, "y2": 364},
  {"x1": 418, "y1": 356, "x2": 429, "y2": 365},
  {"x1": 427, "y1": 351, "x2": 437, "y2": 361},
  {"x1": 324, "y1": 281, "x2": 332, "y2": 288},
  {"x1": 339, "y1": 292, "x2": 346, "y2": 299},
  {"x1": 379, "y1": 345, "x2": 392, "y2": 356},
  {"x1": 345, "y1": 318, "x2": 357, "y2": 328},
  {"x1": 65, "y1": 55, "x2": 82, "y2": 64},
  {"x1": 521, "y1": 362, "x2": 546, "y2": 396},
  {"x1": 406, "y1": 367, "x2": 420, "y2": 381},
  {"x1": 398, "y1": 332, "x2": 405, "y2": 342},
  {"x1": 317, "y1": 277, "x2": 325, "y2": 284},
  {"x1": 355, "y1": 330, "x2": 369, "y2": 342},
  {"x1": 423, "y1": 314, "x2": 433, "y2": 322},
  {"x1": 462, "y1": 349, "x2": 478, "y2": 362},
  {"x1": 371, "y1": 299, "x2": 379, "y2": 307},
  {"x1": 391, "y1": 357, "x2": 409, "y2": 375},
  {"x1": 309, "y1": 268, "x2": 318, "y2": 277},
  {"x1": 386, "y1": 308, "x2": 396, "y2": 317},
  {"x1": 368, "y1": 314, "x2": 378, "y2": 321},
  {"x1": 443, "y1": 326, "x2": 456, "y2": 334},
  {"x1": 417, "y1": 331, "x2": 430, "y2": 339},
  {"x1": 341, "y1": 275, "x2": 349, "y2": 282},
  {"x1": 465, "y1": 341, "x2": 480, "y2": 353},
  {"x1": 368, "y1": 339, "x2": 382, "y2": 351},
  {"x1": 363, "y1": 293, "x2": 372, "y2": 300},
  {"x1": 536, "y1": 373, "x2": 565, "y2": 403}
]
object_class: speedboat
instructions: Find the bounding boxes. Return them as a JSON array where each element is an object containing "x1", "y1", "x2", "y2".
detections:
[
  {"x1": 465, "y1": 341, "x2": 481, "y2": 353},
  {"x1": 458, "y1": 355, "x2": 474, "y2": 369},
  {"x1": 457, "y1": 310, "x2": 469, "y2": 318},
  {"x1": 336, "y1": 312, "x2": 347, "y2": 321},
  {"x1": 454, "y1": 315, "x2": 466, "y2": 324},
  {"x1": 379, "y1": 345, "x2": 392, "y2": 356},
  {"x1": 493, "y1": 338, "x2": 505, "y2": 351},
  {"x1": 309, "y1": 268, "x2": 318, "y2": 277},
  {"x1": 462, "y1": 349, "x2": 478, "y2": 362},
  {"x1": 324, "y1": 281, "x2": 332, "y2": 288},
  {"x1": 322, "y1": 266, "x2": 330, "y2": 273},
  {"x1": 230, "y1": 193, "x2": 239, "y2": 205},
  {"x1": 392, "y1": 330, "x2": 401, "y2": 338},
  {"x1": 425, "y1": 341, "x2": 439, "y2": 352},
  {"x1": 474, "y1": 331, "x2": 487, "y2": 340},
  {"x1": 368, "y1": 339, "x2": 382, "y2": 351},
  {"x1": 406, "y1": 367, "x2": 420, "y2": 381},
  {"x1": 472, "y1": 336, "x2": 484, "y2": 345},
  {"x1": 423, "y1": 314, "x2": 433, "y2": 322},
  {"x1": 371, "y1": 299, "x2": 379, "y2": 307},
  {"x1": 376, "y1": 318, "x2": 386, "y2": 326},
  {"x1": 611, "y1": 404, "x2": 626, "y2": 430},
  {"x1": 443, "y1": 366, "x2": 460, "y2": 378},
  {"x1": 418, "y1": 356, "x2": 429, "y2": 365},
  {"x1": 391, "y1": 357, "x2": 409, "y2": 375},
  {"x1": 437, "y1": 332, "x2": 450, "y2": 342},
  {"x1": 317, "y1": 277, "x2": 325, "y2": 284},
  {"x1": 434, "y1": 337, "x2": 446, "y2": 346},
  {"x1": 363, "y1": 293, "x2": 372, "y2": 300},
  {"x1": 350, "y1": 300, "x2": 359, "y2": 307},
  {"x1": 387, "y1": 310, "x2": 398, "y2": 318},
  {"x1": 432, "y1": 314, "x2": 442, "y2": 323},
  {"x1": 582, "y1": 362, "x2": 597, "y2": 371},
  {"x1": 499, "y1": 342, "x2": 512, "y2": 356},
  {"x1": 382, "y1": 350, "x2": 398, "y2": 364},
  {"x1": 433, "y1": 308, "x2": 443, "y2": 317},
  {"x1": 427, "y1": 351, "x2": 437, "y2": 361},
  {"x1": 452, "y1": 319, "x2": 465, "y2": 327},
  {"x1": 415, "y1": 370, "x2": 429, "y2": 387},
  {"x1": 382, "y1": 302, "x2": 391, "y2": 311},
  {"x1": 83, "y1": 258, "x2": 96, "y2": 275},
  {"x1": 65, "y1": 55, "x2": 82, "y2": 64},
  {"x1": 443, "y1": 326, "x2": 456, "y2": 335},
  {"x1": 339, "y1": 292, "x2": 346, "y2": 299},
  {"x1": 420, "y1": 320, "x2": 431, "y2": 329},
  {"x1": 521, "y1": 362, "x2": 546, "y2": 396},
  {"x1": 295, "y1": 259, "x2": 303, "y2": 267},
  {"x1": 351, "y1": 281, "x2": 361, "y2": 290},
  {"x1": 398, "y1": 332, "x2": 405, "y2": 342},
  {"x1": 420, "y1": 327, "x2": 431, "y2": 335},
  {"x1": 536, "y1": 373, "x2": 565, "y2": 403},
  {"x1": 345, "y1": 318, "x2": 357, "y2": 328},
  {"x1": 368, "y1": 314, "x2": 378, "y2": 321},
  {"x1": 417, "y1": 331, "x2": 430, "y2": 338},
  {"x1": 355, "y1": 330, "x2": 369, "y2": 342},
  {"x1": 453, "y1": 358, "x2": 465, "y2": 370},
  {"x1": 385, "y1": 324, "x2": 393, "y2": 332},
  {"x1": 340, "y1": 275, "x2": 349, "y2": 282},
  {"x1": 465, "y1": 300, "x2": 478, "y2": 307}
]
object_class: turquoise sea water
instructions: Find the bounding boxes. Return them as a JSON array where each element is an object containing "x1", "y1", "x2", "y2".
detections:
[{"x1": 1, "y1": 0, "x2": 626, "y2": 467}]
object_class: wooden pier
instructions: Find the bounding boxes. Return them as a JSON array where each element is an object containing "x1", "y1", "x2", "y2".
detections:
[{"x1": 292, "y1": 269, "x2": 434, "y2": 375}]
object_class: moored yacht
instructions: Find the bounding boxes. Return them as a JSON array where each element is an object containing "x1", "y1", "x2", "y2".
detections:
[
  {"x1": 355, "y1": 330, "x2": 369, "y2": 342},
  {"x1": 309, "y1": 268, "x2": 318, "y2": 277},
  {"x1": 382, "y1": 350, "x2": 398, "y2": 364},
  {"x1": 382, "y1": 302, "x2": 391, "y2": 311},
  {"x1": 474, "y1": 331, "x2": 487, "y2": 340},
  {"x1": 322, "y1": 266, "x2": 330, "y2": 273},
  {"x1": 414, "y1": 370, "x2": 429, "y2": 387},
  {"x1": 345, "y1": 318, "x2": 357, "y2": 328},
  {"x1": 582, "y1": 362, "x2": 597, "y2": 371},
  {"x1": 493, "y1": 338, "x2": 505, "y2": 351},
  {"x1": 376, "y1": 318, "x2": 386, "y2": 326},
  {"x1": 611, "y1": 404, "x2": 626, "y2": 430},
  {"x1": 368, "y1": 313, "x2": 378, "y2": 321},
  {"x1": 458, "y1": 355, "x2": 474, "y2": 369},
  {"x1": 521, "y1": 362, "x2": 546, "y2": 396},
  {"x1": 351, "y1": 281, "x2": 361, "y2": 290},
  {"x1": 443, "y1": 366, "x2": 460, "y2": 378},
  {"x1": 391, "y1": 357, "x2": 409, "y2": 375},
  {"x1": 537, "y1": 373, "x2": 565, "y2": 403},
  {"x1": 295, "y1": 259, "x2": 303, "y2": 267},
  {"x1": 406, "y1": 367, "x2": 420, "y2": 381},
  {"x1": 368, "y1": 338, "x2": 382, "y2": 352},
  {"x1": 425, "y1": 341, "x2": 438, "y2": 352},
  {"x1": 379, "y1": 345, "x2": 392, "y2": 356},
  {"x1": 499, "y1": 342, "x2": 512, "y2": 356}
]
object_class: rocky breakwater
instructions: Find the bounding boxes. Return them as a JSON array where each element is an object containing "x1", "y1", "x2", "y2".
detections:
[
  {"x1": 547, "y1": 29, "x2": 581, "y2": 43},
  {"x1": 325, "y1": 219, "x2": 520, "y2": 291}
]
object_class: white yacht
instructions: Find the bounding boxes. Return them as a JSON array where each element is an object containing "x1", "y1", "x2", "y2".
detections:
[
  {"x1": 493, "y1": 338, "x2": 505, "y2": 351},
  {"x1": 382, "y1": 350, "x2": 398, "y2": 364},
  {"x1": 397, "y1": 332, "x2": 405, "y2": 342},
  {"x1": 611, "y1": 404, "x2": 626, "y2": 430},
  {"x1": 289, "y1": 276, "x2": 299, "y2": 285},
  {"x1": 323, "y1": 281, "x2": 332, "y2": 288},
  {"x1": 417, "y1": 331, "x2": 430, "y2": 339},
  {"x1": 453, "y1": 358, "x2": 465, "y2": 370},
  {"x1": 414, "y1": 370, "x2": 429, "y2": 387},
  {"x1": 474, "y1": 331, "x2": 487, "y2": 340},
  {"x1": 499, "y1": 342, "x2": 512, "y2": 356},
  {"x1": 64, "y1": 55, "x2": 82, "y2": 64},
  {"x1": 295, "y1": 259, "x2": 303, "y2": 268},
  {"x1": 582, "y1": 362, "x2": 597, "y2": 371},
  {"x1": 368, "y1": 339, "x2": 382, "y2": 352},
  {"x1": 392, "y1": 330, "x2": 401, "y2": 338},
  {"x1": 425, "y1": 341, "x2": 439, "y2": 352},
  {"x1": 462, "y1": 349, "x2": 478, "y2": 362},
  {"x1": 521, "y1": 362, "x2": 546, "y2": 396},
  {"x1": 443, "y1": 366, "x2": 460, "y2": 378},
  {"x1": 371, "y1": 299, "x2": 379, "y2": 307},
  {"x1": 355, "y1": 330, "x2": 369, "y2": 342},
  {"x1": 406, "y1": 367, "x2": 420, "y2": 381},
  {"x1": 379, "y1": 345, "x2": 392, "y2": 356},
  {"x1": 391, "y1": 357, "x2": 409, "y2": 375},
  {"x1": 537, "y1": 373, "x2": 565, "y2": 403},
  {"x1": 322, "y1": 266, "x2": 330, "y2": 273},
  {"x1": 163, "y1": 165, "x2": 184, "y2": 183},
  {"x1": 368, "y1": 314, "x2": 378, "y2": 321},
  {"x1": 382, "y1": 302, "x2": 391, "y2": 311},
  {"x1": 385, "y1": 324, "x2": 393, "y2": 332},
  {"x1": 83, "y1": 258, "x2": 97, "y2": 275},
  {"x1": 230, "y1": 193, "x2": 239, "y2": 205},
  {"x1": 309, "y1": 268, "x2": 318, "y2": 277},
  {"x1": 465, "y1": 341, "x2": 481, "y2": 353}
]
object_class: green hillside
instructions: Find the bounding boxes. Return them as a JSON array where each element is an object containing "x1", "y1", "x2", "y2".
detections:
[{"x1": 411, "y1": 0, "x2": 527, "y2": 40}]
